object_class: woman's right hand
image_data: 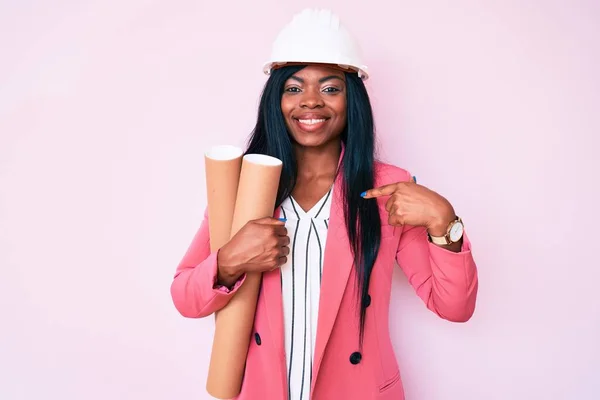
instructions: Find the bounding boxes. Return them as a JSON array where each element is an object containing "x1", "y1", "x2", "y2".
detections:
[{"x1": 216, "y1": 217, "x2": 290, "y2": 287}]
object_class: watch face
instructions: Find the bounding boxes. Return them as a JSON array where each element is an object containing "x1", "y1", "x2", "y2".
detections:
[{"x1": 449, "y1": 221, "x2": 464, "y2": 242}]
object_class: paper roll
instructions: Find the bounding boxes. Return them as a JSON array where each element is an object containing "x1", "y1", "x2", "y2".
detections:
[
  {"x1": 204, "y1": 145, "x2": 244, "y2": 252},
  {"x1": 206, "y1": 154, "x2": 283, "y2": 399}
]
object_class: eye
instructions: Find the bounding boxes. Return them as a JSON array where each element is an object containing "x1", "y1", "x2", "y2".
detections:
[
  {"x1": 285, "y1": 87, "x2": 301, "y2": 93},
  {"x1": 322, "y1": 87, "x2": 341, "y2": 93}
]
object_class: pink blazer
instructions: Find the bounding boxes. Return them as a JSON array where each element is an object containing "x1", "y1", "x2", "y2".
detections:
[{"x1": 171, "y1": 162, "x2": 479, "y2": 400}]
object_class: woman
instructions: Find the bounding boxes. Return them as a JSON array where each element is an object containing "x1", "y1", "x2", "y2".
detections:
[{"x1": 171, "y1": 9, "x2": 478, "y2": 400}]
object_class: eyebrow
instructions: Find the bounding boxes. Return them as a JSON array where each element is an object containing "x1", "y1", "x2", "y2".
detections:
[{"x1": 289, "y1": 75, "x2": 345, "y2": 84}]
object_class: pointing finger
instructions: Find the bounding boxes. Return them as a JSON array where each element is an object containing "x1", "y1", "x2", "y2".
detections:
[{"x1": 361, "y1": 183, "x2": 398, "y2": 199}]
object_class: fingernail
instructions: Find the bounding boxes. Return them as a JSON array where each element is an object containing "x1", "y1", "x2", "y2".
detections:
[
  {"x1": 360, "y1": 191, "x2": 366, "y2": 198},
  {"x1": 412, "y1": 176, "x2": 417, "y2": 183},
  {"x1": 278, "y1": 217, "x2": 287, "y2": 222}
]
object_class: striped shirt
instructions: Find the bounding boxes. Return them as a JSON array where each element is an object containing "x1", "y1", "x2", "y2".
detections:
[{"x1": 280, "y1": 187, "x2": 333, "y2": 400}]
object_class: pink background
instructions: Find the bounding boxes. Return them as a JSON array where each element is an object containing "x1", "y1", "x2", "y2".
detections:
[{"x1": 1, "y1": 1, "x2": 599, "y2": 399}]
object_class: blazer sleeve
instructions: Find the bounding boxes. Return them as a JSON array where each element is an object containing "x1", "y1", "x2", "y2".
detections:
[
  {"x1": 395, "y1": 224, "x2": 478, "y2": 322},
  {"x1": 170, "y1": 209, "x2": 246, "y2": 318}
]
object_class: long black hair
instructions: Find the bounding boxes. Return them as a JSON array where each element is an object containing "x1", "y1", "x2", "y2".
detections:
[{"x1": 245, "y1": 65, "x2": 381, "y2": 343}]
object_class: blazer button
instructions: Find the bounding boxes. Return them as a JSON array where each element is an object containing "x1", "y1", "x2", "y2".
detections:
[
  {"x1": 364, "y1": 294, "x2": 371, "y2": 307},
  {"x1": 349, "y1": 352, "x2": 362, "y2": 365},
  {"x1": 254, "y1": 332, "x2": 262, "y2": 346}
]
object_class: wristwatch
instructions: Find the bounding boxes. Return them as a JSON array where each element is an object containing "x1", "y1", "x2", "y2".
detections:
[{"x1": 428, "y1": 217, "x2": 464, "y2": 245}]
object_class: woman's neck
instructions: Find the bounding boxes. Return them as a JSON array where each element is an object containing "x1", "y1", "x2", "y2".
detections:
[{"x1": 294, "y1": 139, "x2": 341, "y2": 181}]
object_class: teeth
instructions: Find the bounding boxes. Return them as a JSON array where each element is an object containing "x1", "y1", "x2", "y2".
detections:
[{"x1": 298, "y1": 119, "x2": 326, "y2": 125}]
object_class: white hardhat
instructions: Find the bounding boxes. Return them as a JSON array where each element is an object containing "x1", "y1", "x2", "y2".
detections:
[{"x1": 263, "y1": 8, "x2": 369, "y2": 80}]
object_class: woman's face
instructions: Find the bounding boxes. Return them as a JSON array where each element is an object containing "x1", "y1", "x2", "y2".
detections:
[{"x1": 280, "y1": 65, "x2": 347, "y2": 148}]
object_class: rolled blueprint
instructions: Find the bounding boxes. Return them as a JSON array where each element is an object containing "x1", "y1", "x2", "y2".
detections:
[
  {"x1": 206, "y1": 154, "x2": 283, "y2": 399},
  {"x1": 204, "y1": 145, "x2": 243, "y2": 252}
]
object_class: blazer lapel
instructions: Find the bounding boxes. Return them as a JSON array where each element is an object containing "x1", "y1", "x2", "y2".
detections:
[
  {"x1": 261, "y1": 207, "x2": 287, "y2": 397},
  {"x1": 311, "y1": 175, "x2": 354, "y2": 393},
  {"x1": 261, "y1": 144, "x2": 350, "y2": 397}
]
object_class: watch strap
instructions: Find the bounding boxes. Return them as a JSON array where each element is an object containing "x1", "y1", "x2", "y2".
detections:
[
  {"x1": 428, "y1": 216, "x2": 462, "y2": 245},
  {"x1": 429, "y1": 233, "x2": 451, "y2": 245}
]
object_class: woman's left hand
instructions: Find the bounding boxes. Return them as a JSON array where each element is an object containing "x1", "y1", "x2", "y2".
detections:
[{"x1": 362, "y1": 177, "x2": 456, "y2": 236}]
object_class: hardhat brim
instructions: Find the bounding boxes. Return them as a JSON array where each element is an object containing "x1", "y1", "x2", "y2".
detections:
[{"x1": 263, "y1": 60, "x2": 369, "y2": 80}]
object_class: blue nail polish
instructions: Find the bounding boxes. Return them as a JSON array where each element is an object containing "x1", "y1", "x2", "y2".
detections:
[
  {"x1": 360, "y1": 191, "x2": 366, "y2": 198},
  {"x1": 413, "y1": 176, "x2": 417, "y2": 183},
  {"x1": 278, "y1": 217, "x2": 287, "y2": 222}
]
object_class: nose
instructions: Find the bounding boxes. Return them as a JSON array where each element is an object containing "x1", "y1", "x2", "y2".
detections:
[{"x1": 299, "y1": 87, "x2": 324, "y2": 109}]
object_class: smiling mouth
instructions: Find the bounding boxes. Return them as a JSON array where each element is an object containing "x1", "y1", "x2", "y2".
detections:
[
  {"x1": 293, "y1": 117, "x2": 330, "y2": 133},
  {"x1": 296, "y1": 118, "x2": 327, "y2": 125}
]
